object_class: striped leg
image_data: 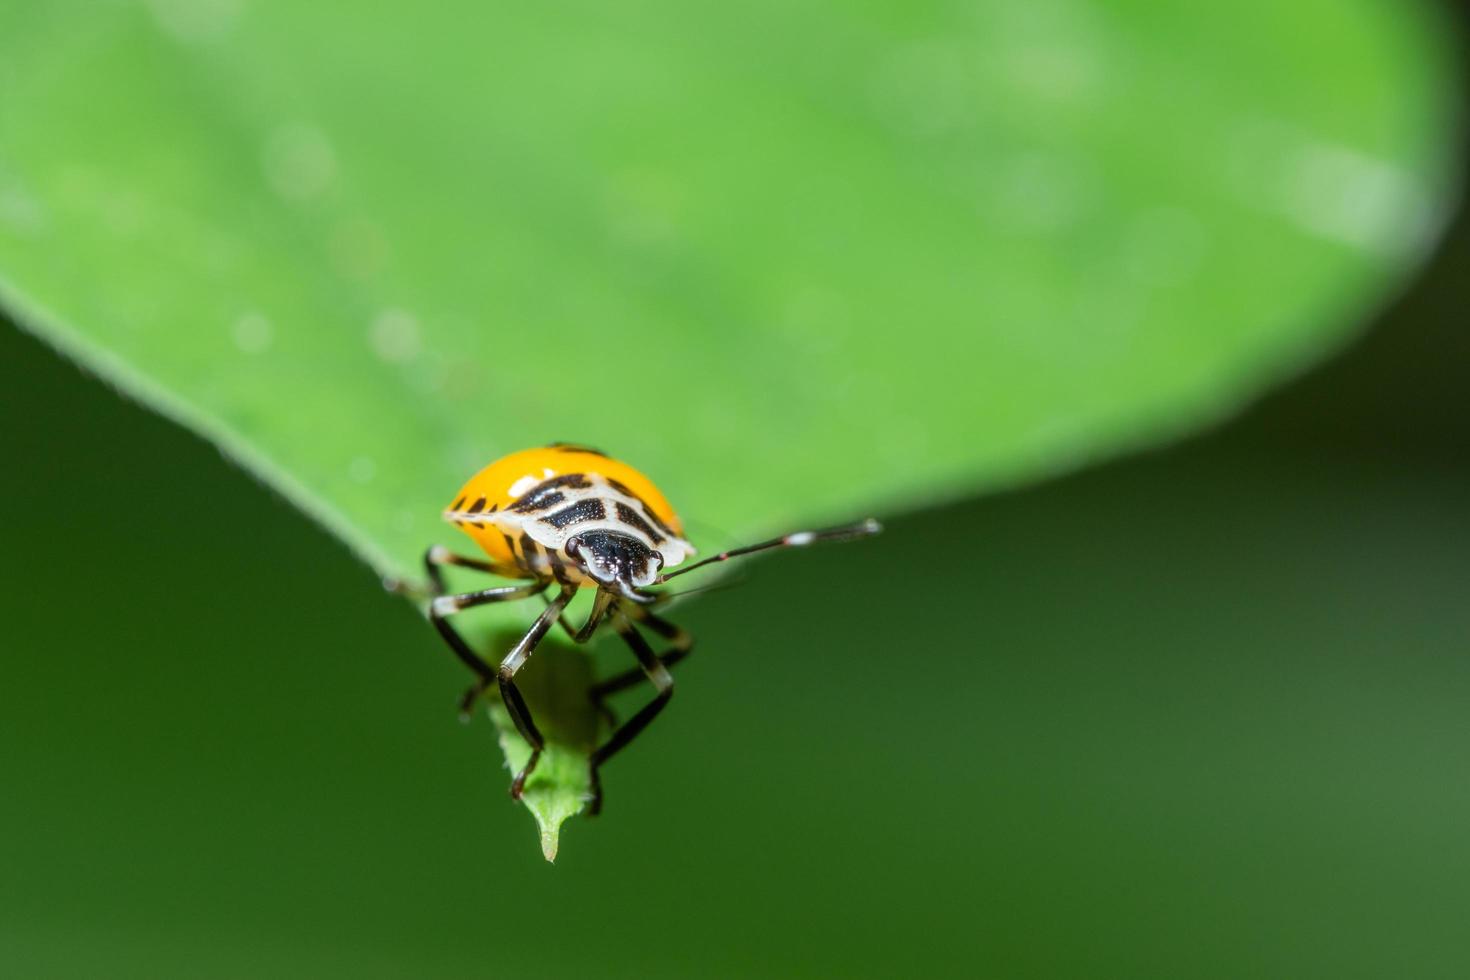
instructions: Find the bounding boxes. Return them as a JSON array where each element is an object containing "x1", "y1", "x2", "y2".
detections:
[
  {"x1": 589, "y1": 606, "x2": 693, "y2": 727},
  {"x1": 499, "y1": 586, "x2": 578, "y2": 798},
  {"x1": 587, "y1": 611, "x2": 678, "y2": 815},
  {"x1": 424, "y1": 544, "x2": 528, "y2": 594},
  {"x1": 574, "y1": 588, "x2": 618, "y2": 643},
  {"x1": 386, "y1": 545, "x2": 528, "y2": 600},
  {"x1": 422, "y1": 546, "x2": 548, "y2": 718}
]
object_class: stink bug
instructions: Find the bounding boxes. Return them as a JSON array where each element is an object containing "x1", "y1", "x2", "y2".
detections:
[{"x1": 423, "y1": 443, "x2": 880, "y2": 813}]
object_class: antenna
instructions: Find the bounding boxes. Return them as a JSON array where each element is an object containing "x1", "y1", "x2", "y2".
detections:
[{"x1": 654, "y1": 518, "x2": 882, "y2": 583}]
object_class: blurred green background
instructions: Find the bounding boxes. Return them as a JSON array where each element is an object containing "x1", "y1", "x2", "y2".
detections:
[{"x1": 3, "y1": 5, "x2": 1470, "y2": 980}]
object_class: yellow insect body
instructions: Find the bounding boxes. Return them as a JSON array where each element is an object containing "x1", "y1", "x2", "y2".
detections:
[{"x1": 443, "y1": 444, "x2": 693, "y2": 590}]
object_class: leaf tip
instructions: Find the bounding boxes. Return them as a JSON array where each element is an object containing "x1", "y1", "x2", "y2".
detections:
[{"x1": 524, "y1": 783, "x2": 585, "y2": 863}]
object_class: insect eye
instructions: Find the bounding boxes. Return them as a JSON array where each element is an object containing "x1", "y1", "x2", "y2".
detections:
[{"x1": 565, "y1": 536, "x2": 581, "y2": 558}]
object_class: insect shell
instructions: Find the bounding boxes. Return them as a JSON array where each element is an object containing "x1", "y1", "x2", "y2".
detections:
[{"x1": 442, "y1": 444, "x2": 695, "y2": 600}]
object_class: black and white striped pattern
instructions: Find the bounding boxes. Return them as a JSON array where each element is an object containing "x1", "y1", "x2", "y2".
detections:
[{"x1": 444, "y1": 473, "x2": 695, "y2": 588}]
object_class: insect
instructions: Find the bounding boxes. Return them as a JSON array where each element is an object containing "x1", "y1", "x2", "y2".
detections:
[{"x1": 423, "y1": 442, "x2": 880, "y2": 813}]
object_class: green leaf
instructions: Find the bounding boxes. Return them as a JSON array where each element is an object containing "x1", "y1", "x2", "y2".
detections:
[
  {"x1": 483, "y1": 642, "x2": 597, "y2": 862},
  {"x1": 0, "y1": 0, "x2": 1458, "y2": 856}
]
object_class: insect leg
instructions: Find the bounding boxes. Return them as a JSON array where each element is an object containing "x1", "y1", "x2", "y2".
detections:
[
  {"x1": 427, "y1": 578, "x2": 550, "y2": 710},
  {"x1": 588, "y1": 606, "x2": 693, "y2": 726},
  {"x1": 500, "y1": 586, "x2": 578, "y2": 799},
  {"x1": 423, "y1": 544, "x2": 529, "y2": 595},
  {"x1": 538, "y1": 584, "x2": 612, "y2": 646},
  {"x1": 422, "y1": 548, "x2": 551, "y2": 716},
  {"x1": 575, "y1": 588, "x2": 618, "y2": 644},
  {"x1": 587, "y1": 611, "x2": 676, "y2": 815}
]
